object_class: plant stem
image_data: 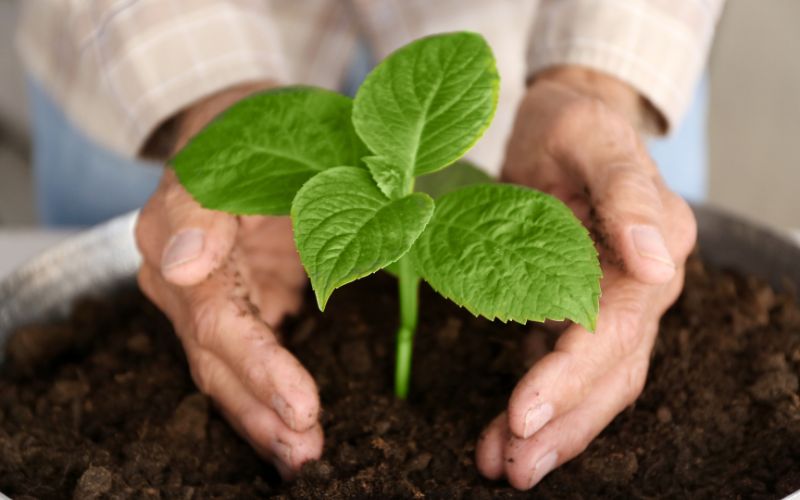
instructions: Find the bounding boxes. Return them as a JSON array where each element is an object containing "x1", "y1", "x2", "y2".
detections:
[{"x1": 394, "y1": 254, "x2": 420, "y2": 399}]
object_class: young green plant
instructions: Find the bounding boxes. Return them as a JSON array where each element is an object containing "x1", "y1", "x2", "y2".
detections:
[{"x1": 172, "y1": 32, "x2": 602, "y2": 399}]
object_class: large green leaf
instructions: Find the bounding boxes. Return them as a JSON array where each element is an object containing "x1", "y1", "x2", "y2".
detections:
[
  {"x1": 352, "y1": 32, "x2": 499, "y2": 199},
  {"x1": 411, "y1": 184, "x2": 601, "y2": 330},
  {"x1": 292, "y1": 167, "x2": 434, "y2": 310},
  {"x1": 172, "y1": 87, "x2": 368, "y2": 215}
]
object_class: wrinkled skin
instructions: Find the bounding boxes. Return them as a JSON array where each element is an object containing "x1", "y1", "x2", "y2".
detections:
[
  {"x1": 135, "y1": 67, "x2": 696, "y2": 488},
  {"x1": 475, "y1": 69, "x2": 696, "y2": 489},
  {"x1": 136, "y1": 82, "x2": 321, "y2": 479},
  {"x1": 136, "y1": 175, "x2": 320, "y2": 479}
]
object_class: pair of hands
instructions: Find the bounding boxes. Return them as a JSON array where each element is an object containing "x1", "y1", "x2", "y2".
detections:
[{"x1": 135, "y1": 67, "x2": 696, "y2": 489}]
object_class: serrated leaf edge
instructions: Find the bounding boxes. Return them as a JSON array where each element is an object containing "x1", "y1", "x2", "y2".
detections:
[
  {"x1": 352, "y1": 32, "x2": 500, "y2": 198},
  {"x1": 410, "y1": 184, "x2": 601, "y2": 331},
  {"x1": 291, "y1": 167, "x2": 435, "y2": 310}
]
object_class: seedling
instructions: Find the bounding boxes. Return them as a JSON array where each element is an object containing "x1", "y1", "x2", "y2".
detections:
[{"x1": 172, "y1": 32, "x2": 601, "y2": 399}]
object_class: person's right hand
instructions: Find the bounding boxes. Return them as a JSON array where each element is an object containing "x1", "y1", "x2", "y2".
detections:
[
  {"x1": 135, "y1": 84, "x2": 322, "y2": 479},
  {"x1": 475, "y1": 68, "x2": 696, "y2": 489}
]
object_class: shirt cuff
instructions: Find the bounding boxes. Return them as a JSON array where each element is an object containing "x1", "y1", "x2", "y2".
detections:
[
  {"x1": 18, "y1": 1, "x2": 288, "y2": 157},
  {"x1": 528, "y1": 0, "x2": 724, "y2": 135}
]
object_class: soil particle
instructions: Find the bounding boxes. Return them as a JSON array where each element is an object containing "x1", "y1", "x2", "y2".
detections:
[
  {"x1": 581, "y1": 448, "x2": 639, "y2": 484},
  {"x1": 755, "y1": 352, "x2": 790, "y2": 373},
  {"x1": 49, "y1": 379, "x2": 89, "y2": 404},
  {"x1": 656, "y1": 405, "x2": 672, "y2": 423},
  {"x1": 749, "y1": 370, "x2": 799, "y2": 403},
  {"x1": 299, "y1": 460, "x2": 334, "y2": 481},
  {"x1": 167, "y1": 393, "x2": 209, "y2": 441},
  {"x1": 406, "y1": 452, "x2": 433, "y2": 472},
  {"x1": 73, "y1": 466, "x2": 113, "y2": 499},
  {"x1": 1, "y1": 257, "x2": 800, "y2": 498},
  {"x1": 126, "y1": 332, "x2": 153, "y2": 355}
]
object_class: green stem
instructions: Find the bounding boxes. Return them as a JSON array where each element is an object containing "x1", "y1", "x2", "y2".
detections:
[{"x1": 394, "y1": 254, "x2": 419, "y2": 399}]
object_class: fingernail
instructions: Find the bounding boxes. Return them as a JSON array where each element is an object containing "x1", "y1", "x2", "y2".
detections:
[
  {"x1": 529, "y1": 450, "x2": 558, "y2": 488},
  {"x1": 162, "y1": 229, "x2": 205, "y2": 271},
  {"x1": 631, "y1": 225, "x2": 674, "y2": 268},
  {"x1": 271, "y1": 394, "x2": 296, "y2": 430},
  {"x1": 523, "y1": 402, "x2": 554, "y2": 439}
]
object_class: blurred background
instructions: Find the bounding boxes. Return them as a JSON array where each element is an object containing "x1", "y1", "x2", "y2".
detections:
[{"x1": 0, "y1": 0, "x2": 798, "y2": 230}]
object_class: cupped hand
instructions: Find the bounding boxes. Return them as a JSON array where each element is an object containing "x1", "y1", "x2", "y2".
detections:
[
  {"x1": 135, "y1": 83, "x2": 321, "y2": 479},
  {"x1": 476, "y1": 67, "x2": 697, "y2": 489}
]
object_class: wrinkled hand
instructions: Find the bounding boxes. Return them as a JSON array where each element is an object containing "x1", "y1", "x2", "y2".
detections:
[
  {"x1": 135, "y1": 84, "x2": 321, "y2": 479},
  {"x1": 476, "y1": 68, "x2": 696, "y2": 489}
]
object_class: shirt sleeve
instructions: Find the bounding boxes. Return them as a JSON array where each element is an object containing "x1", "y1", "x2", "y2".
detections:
[
  {"x1": 528, "y1": 0, "x2": 725, "y2": 134},
  {"x1": 17, "y1": 0, "x2": 290, "y2": 157}
]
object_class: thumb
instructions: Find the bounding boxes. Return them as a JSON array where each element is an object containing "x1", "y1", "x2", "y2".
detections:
[
  {"x1": 592, "y1": 164, "x2": 676, "y2": 285},
  {"x1": 159, "y1": 170, "x2": 238, "y2": 286}
]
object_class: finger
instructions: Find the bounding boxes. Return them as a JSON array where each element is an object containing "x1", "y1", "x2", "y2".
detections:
[
  {"x1": 237, "y1": 216, "x2": 307, "y2": 327},
  {"x1": 187, "y1": 269, "x2": 319, "y2": 432},
  {"x1": 475, "y1": 413, "x2": 510, "y2": 480},
  {"x1": 590, "y1": 163, "x2": 678, "y2": 284},
  {"x1": 141, "y1": 253, "x2": 319, "y2": 433},
  {"x1": 545, "y1": 103, "x2": 676, "y2": 284},
  {"x1": 507, "y1": 275, "x2": 656, "y2": 440},
  {"x1": 153, "y1": 170, "x2": 238, "y2": 286},
  {"x1": 221, "y1": 406, "x2": 324, "y2": 480},
  {"x1": 660, "y1": 190, "x2": 698, "y2": 262},
  {"x1": 184, "y1": 344, "x2": 323, "y2": 478},
  {"x1": 503, "y1": 353, "x2": 651, "y2": 490}
]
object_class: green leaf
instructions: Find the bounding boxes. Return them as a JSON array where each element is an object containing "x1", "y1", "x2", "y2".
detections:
[
  {"x1": 415, "y1": 159, "x2": 494, "y2": 199},
  {"x1": 172, "y1": 87, "x2": 368, "y2": 215},
  {"x1": 411, "y1": 184, "x2": 601, "y2": 330},
  {"x1": 292, "y1": 167, "x2": 434, "y2": 310},
  {"x1": 384, "y1": 159, "x2": 491, "y2": 279},
  {"x1": 352, "y1": 32, "x2": 499, "y2": 199}
]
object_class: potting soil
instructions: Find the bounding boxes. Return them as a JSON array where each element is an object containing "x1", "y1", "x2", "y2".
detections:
[{"x1": 1, "y1": 256, "x2": 799, "y2": 498}]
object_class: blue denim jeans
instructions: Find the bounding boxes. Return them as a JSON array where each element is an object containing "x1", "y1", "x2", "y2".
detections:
[{"x1": 29, "y1": 76, "x2": 708, "y2": 227}]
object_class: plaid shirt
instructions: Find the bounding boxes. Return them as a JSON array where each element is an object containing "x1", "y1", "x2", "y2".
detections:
[{"x1": 17, "y1": 0, "x2": 724, "y2": 173}]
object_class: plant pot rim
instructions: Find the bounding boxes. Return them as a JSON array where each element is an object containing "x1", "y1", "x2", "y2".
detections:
[{"x1": 1, "y1": 205, "x2": 799, "y2": 497}]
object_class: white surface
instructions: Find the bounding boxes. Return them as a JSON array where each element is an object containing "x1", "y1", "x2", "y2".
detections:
[
  {"x1": 784, "y1": 489, "x2": 800, "y2": 500},
  {"x1": 0, "y1": 230, "x2": 78, "y2": 280}
]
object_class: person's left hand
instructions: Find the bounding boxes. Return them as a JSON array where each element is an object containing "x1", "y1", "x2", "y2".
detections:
[{"x1": 475, "y1": 67, "x2": 697, "y2": 489}]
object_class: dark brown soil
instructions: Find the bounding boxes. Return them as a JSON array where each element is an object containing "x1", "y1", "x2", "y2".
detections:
[{"x1": 2, "y1": 256, "x2": 800, "y2": 499}]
